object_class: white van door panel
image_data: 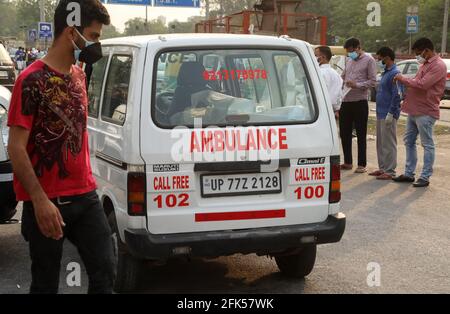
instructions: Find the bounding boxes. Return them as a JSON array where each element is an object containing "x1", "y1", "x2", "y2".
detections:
[{"x1": 87, "y1": 45, "x2": 146, "y2": 236}]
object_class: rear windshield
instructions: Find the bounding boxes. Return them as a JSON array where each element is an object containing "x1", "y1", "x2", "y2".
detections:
[{"x1": 153, "y1": 49, "x2": 316, "y2": 128}]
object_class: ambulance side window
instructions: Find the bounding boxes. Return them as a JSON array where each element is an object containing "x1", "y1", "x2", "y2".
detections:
[
  {"x1": 101, "y1": 55, "x2": 132, "y2": 125},
  {"x1": 87, "y1": 56, "x2": 108, "y2": 118}
]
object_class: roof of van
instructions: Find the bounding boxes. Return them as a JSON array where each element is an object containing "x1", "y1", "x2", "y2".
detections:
[{"x1": 100, "y1": 33, "x2": 310, "y2": 48}]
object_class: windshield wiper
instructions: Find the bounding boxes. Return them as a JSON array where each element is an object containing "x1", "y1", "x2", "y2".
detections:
[{"x1": 225, "y1": 114, "x2": 250, "y2": 124}]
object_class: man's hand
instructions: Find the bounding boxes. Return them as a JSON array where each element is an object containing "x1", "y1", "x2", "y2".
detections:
[
  {"x1": 394, "y1": 74, "x2": 404, "y2": 83},
  {"x1": 345, "y1": 81, "x2": 358, "y2": 89},
  {"x1": 32, "y1": 198, "x2": 65, "y2": 240},
  {"x1": 334, "y1": 110, "x2": 340, "y2": 120},
  {"x1": 8, "y1": 126, "x2": 65, "y2": 240}
]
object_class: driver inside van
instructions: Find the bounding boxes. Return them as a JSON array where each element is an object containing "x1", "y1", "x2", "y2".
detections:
[{"x1": 168, "y1": 62, "x2": 210, "y2": 118}]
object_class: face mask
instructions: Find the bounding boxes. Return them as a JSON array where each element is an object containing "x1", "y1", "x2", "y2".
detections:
[
  {"x1": 416, "y1": 53, "x2": 426, "y2": 64},
  {"x1": 72, "y1": 28, "x2": 103, "y2": 64},
  {"x1": 348, "y1": 51, "x2": 359, "y2": 61},
  {"x1": 377, "y1": 60, "x2": 386, "y2": 70}
]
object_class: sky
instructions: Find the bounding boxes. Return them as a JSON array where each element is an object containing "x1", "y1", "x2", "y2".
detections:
[{"x1": 104, "y1": 4, "x2": 202, "y2": 31}]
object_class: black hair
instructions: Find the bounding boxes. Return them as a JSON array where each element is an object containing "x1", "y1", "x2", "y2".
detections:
[
  {"x1": 344, "y1": 37, "x2": 361, "y2": 49},
  {"x1": 412, "y1": 37, "x2": 434, "y2": 52},
  {"x1": 315, "y1": 46, "x2": 332, "y2": 61},
  {"x1": 376, "y1": 47, "x2": 395, "y2": 61},
  {"x1": 54, "y1": 0, "x2": 110, "y2": 39}
]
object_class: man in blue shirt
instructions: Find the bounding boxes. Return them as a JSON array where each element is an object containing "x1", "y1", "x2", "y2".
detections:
[{"x1": 369, "y1": 47, "x2": 402, "y2": 180}]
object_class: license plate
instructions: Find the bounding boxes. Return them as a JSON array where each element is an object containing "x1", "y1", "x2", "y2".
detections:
[
  {"x1": 0, "y1": 71, "x2": 8, "y2": 78},
  {"x1": 201, "y1": 172, "x2": 282, "y2": 197}
]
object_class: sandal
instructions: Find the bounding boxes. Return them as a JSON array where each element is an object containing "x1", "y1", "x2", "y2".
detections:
[
  {"x1": 376, "y1": 173, "x2": 393, "y2": 180},
  {"x1": 354, "y1": 166, "x2": 367, "y2": 173},
  {"x1": 340, "y1": 164, "x2": 353, "y2": 170},
  {"x1": 369, "y1": 170, "x2": 384, "y2": 176}
]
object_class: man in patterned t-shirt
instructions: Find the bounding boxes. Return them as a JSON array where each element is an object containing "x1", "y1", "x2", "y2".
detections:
[{"x1": 7, "y1": 0, "x2": 114, "y2": 294}]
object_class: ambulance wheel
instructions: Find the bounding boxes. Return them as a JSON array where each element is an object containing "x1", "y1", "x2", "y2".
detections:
[
  {"x1": 108, "y1": 212, "x2": 143, "y2": 293},
  {"x1": 275, "y1": 245, "x2": 317, "y2": 278}
]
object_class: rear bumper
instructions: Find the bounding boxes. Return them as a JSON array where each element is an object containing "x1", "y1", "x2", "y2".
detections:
[{"x1": 124, "y1": 213, "x2": 346, "y2": 260}]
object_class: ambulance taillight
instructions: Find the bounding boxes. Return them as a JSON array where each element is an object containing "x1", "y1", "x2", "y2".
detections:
[
  {"x1": 329, "y1": 156, "x2": 341, "y2": 204},
  {"x1": 127, "y1": 172, "x2": 147, "y2": 216}
]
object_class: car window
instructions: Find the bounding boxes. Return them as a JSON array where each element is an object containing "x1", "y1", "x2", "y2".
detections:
[
  {"x1": 101, "y1": 55, "x2": 132, "y2": 125},
  {"x1": 153, "y1": 49, "x2": 316, "y2": 128},
  {"x1": 406, "y1": 63, "x2": 419, "y2": 75},
  {"x1": 231, "y1": 56, "x2": 271, "y2": 109},
  {"x1": 87, "y1": 56, "x2": 108, "y2": 118},
  {"x1": 397, "y1": 63, "x2": 407, "y2": 74},
  {"x1": 274, "y1": 54, "x2": 314, "y2": 111}
]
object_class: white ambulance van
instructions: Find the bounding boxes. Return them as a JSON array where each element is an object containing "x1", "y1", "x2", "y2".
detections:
[{"x1": 85, "y1": 34, "x2": 345, "y2": 292}]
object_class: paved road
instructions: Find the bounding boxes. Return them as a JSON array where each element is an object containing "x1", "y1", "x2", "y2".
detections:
[{"x1": 1, "y1": 135, "x2": 449, "y2": 294}]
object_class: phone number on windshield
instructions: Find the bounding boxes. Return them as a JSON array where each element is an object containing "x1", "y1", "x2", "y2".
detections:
[{"x1": 203, "y1": 69, "x2": 268, "y2": 81}]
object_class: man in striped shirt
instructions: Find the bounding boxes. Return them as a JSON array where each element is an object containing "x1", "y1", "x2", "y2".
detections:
[{"x1": 340, "y1": 38, "x2": 377, "y2": 173}]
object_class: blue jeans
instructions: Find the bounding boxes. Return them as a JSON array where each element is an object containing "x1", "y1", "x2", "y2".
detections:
[{"x1": 404, "y1": 115, "x2": 437, "y2": 181}]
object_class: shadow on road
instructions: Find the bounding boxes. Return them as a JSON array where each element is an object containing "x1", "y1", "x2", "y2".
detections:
[{"x1": 136, "y1": 256, "x2": 307, "y2": 294}]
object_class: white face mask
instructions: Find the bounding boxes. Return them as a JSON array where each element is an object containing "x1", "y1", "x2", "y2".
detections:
[{"x1": 416, "y1": 52, "x2": 426, "y2": 64}]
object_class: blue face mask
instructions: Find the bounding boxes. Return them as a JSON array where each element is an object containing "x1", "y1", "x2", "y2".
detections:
[
  {"x1": 72, "y1": 28, "x2": 97, "y2": 63},
  {"x1": 348, "y1": 51, "x2": 359, "y2": 61}
]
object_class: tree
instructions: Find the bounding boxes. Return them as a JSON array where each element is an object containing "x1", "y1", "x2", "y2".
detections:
[
  {"x1": 302, "y1": 0, "x2": 449, "y2": 53},
  {"x1": 0, "y1": 0, "x2": 18, "y2": 38},
  {"x1": 15, "y1": 0, "x2": 57, "y2": 40},
  {"x1": 123, "y1": 18, "x2": 168, "y2": 36},
  {"x1": 101, "y1": 24, "x2": 121, "y2": 39},
  {"x1": 209, "y1": 0, "x2": 257, "y2": 18},
  {"x1": 168, "y1": 16, "x2": 203, "y2": 33}
]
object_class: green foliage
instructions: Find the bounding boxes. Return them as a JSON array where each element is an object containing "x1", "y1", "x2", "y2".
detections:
[
  {"x1": 302, "y1": 0, "x2": 449, "y2": 52},
  {"x1": 101, "y1": 24, "x2": 121, "y2": 39},
  {"x1": 1, "y1": 0, "x2": 448, "y2": 53},
  {"x1": 168, "y1": 16, "x2": 204, "y2": 33},
  {"x1": 123, "y1": 17, "x2": 168, "y2": 36},
  {"x1": 0, "y1": 0, "x2": 18, "y2": 37}
]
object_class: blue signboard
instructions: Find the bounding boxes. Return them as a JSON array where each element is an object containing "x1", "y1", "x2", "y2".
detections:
[
  {"x1": 107, "y1": 0, "x2": 151, "y2": 4},
  {"x1": 154, "y1": 0, "x2": 200, "y2": 8},
  {"x1": 38, "y1": 22, "x2": 53, "y2": 39},
  {"x1": 28, "y1": 29, "x2": 37, "y2": 42},
  {"x1": 406, "y1": 15, "x2": 419, "y2": 34}
]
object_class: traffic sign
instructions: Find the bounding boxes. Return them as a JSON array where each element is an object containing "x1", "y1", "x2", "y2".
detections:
[
  {"x1": 154, "y1": 0, "x2": 200, "y2": 8},
  {"x1": 38, "y1": 22, "x2": 53, "y2": 39},
  {"x1": 107, "y1": 0, "x2": 151, "y2": 4},
  {"x1": 28, "y1": 29, "x2": 37, "y2": 42},
  {"x1": 406, "y1": 15, "x2": 419, "y2": 34}
]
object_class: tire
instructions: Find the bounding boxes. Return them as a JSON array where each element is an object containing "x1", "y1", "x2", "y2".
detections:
[
  {"x1": 275, "y1": 245, "x2": 317, "y2": 278},
  {"x1": 108, "y1": 212, "x2": 143, "y2": 293}
]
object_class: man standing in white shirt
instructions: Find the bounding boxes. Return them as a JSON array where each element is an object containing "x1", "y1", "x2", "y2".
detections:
[{"x1": 315, "y1": 46, "x2": 343, "y2": 119}]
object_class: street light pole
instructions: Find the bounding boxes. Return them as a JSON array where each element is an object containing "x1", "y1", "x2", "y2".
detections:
[
  {"x1": 442, "y1": 0, "x2": 449, "y2": 55},
  {"x1": 39, "y1": 0, "x2": 45, "y2": 22}
]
